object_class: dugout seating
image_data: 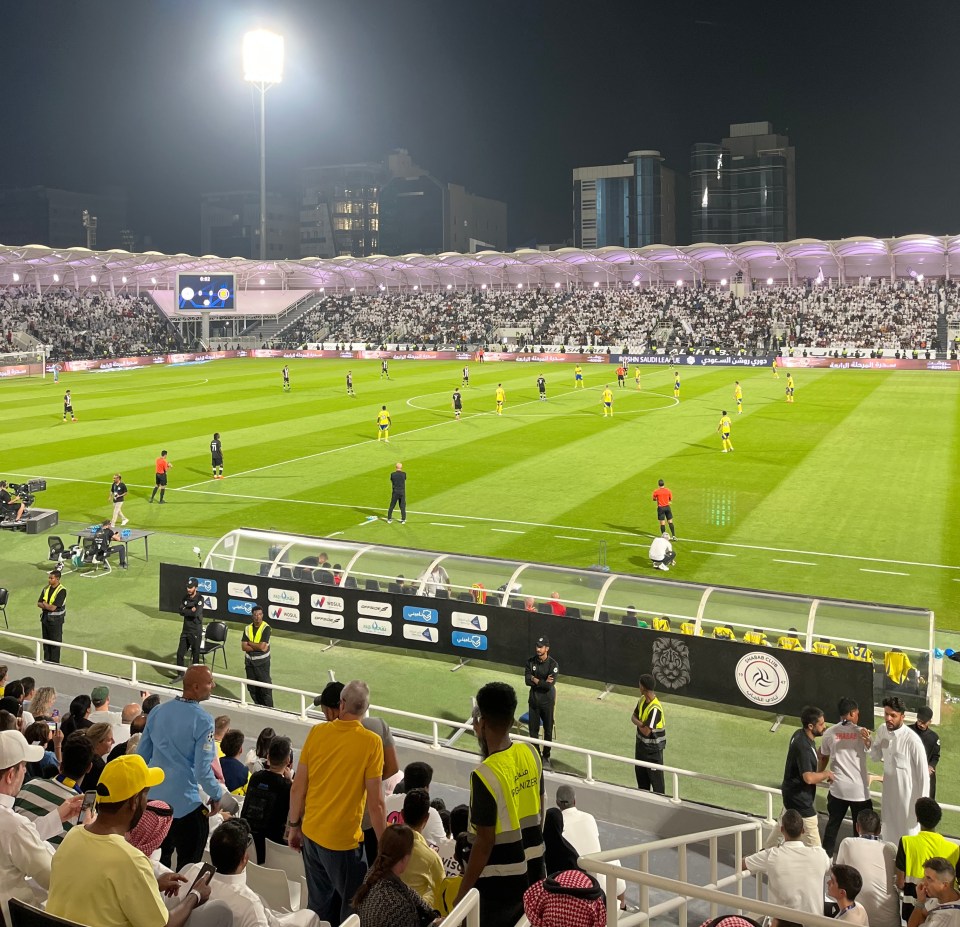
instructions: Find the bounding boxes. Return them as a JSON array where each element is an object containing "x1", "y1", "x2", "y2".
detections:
[{"x1": 813, "y1": 638, "x2": 840, "y2": 657}]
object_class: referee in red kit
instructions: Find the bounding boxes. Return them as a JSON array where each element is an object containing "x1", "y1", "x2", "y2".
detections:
[{"x1": 149, "y1": 450, "x2": 172, "y2": 504}]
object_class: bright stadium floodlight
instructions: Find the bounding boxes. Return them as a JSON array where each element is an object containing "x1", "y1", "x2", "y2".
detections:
[
  {"x1": 720, "y1": 278, "x2": 727, "y2": 286},
  {"x1": 766, "y1": 277, "x2": 773, "y2": 285},
  {"x1": 53, "y1": 274, "x2": 59, "y2": 282},
  {"x1": 121, "y1": 276, "x2": 127, "y2": 284},
  {"x1": 151, "y1": 277, "x2": 157, "y2": 284},
  {"x1": 259, "y1": 278, "x2": 266, "y2": 285},
  {"x1": 446, "y1": 283, "x2": 452, "y2": 290},
  {"x1": 12, "y1": 273, "x2": 19, "y2": 282},
  {"x1": 243, "y1": 29, "x2": 284, "y2": 262},
  {"x1": 481, "y1": 283, "x2": 486, "y2": 290},
  {"x1": 593, "y1": 281, "x2": 600, "y2": 288},
  {"x1": 554, "y1": 282, "x2": 561, "y2": 288},
  {"x1": 90, "y1": 274, "x2": 97, "y2": 282},
  {"x1": 676, "y1": 279, "x2": 683, "y2": 287}
]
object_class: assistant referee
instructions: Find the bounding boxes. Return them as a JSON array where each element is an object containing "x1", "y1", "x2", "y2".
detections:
[
  {"x1": 149, "y1": 450, "x2": 172, "y2": 504},
  {"x1": 652, "y1": 479, "x2": 676, "y2": 539}
]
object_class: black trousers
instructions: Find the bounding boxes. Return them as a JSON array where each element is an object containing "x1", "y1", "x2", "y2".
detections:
[
  {"x1": 930, "y1": 771, "x2": 936, "y2": 801},
  {"x1": 176, "y1": 626, "x2": 202, "y2": 666},
  {"x1": 245, "y1": 658, "x2": 273, "y2": 707},
  {"x1": 635, "y1": 742, "x2": 665, "y2": 794},
  {"x1": 41, "y1": 614, "x2": 64, "y2": 663},
  {"x1": 387, "y1": 492, "x2": 406, "y2": 520},
  {"x1": 528, "y1": 695, "x2": 555, "y2": 758},
  {"x1": 822, "y1": 794, "x2": 873, "y2": 855},
  {"x1": 104, "y1": 543, "x2": 127, "y2": 567},
  {"x1": 160, "y1": 804, "x2": 209, "y2": 869}
]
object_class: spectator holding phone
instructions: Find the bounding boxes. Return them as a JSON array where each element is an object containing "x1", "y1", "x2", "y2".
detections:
[{"x1": 47, "y1": 754, "x2": 229, "y2": 927}]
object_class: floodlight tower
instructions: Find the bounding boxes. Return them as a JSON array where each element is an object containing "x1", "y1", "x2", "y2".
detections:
[{"x1": 243, "y1": 29, "x2": 284, "y2": 261}]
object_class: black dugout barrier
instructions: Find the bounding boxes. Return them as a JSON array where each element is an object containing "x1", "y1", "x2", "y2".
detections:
[{"x1": 159, "y1": 562, "x2": 873, "y2": 725}]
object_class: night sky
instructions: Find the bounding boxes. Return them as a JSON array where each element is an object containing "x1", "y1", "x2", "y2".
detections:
[{"x1": 3, "y1": 0, "x2": 958, "y2": 254}]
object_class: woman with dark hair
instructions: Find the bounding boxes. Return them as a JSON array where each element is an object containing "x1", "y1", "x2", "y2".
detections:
[
  {"x1": 59, "y1": 694, "x2": 92, "y2": 736},
  {"x1": 542, "y1": 807, "x2": 580, "y2": 876},
  {"x1": 79, "y1": 722, "x2": 115, "y2": 791},
  {"x1": 353, "y1": 824, "x2": 439, "y2": 927},
  {"x1": 245, "y1": 726, "x2": 275, "y2": 773}
]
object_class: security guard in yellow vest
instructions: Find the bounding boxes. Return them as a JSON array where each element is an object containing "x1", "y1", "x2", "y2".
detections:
[
  {"x1": 631, "y1": 674, "x2": 666, "y2": 794},
  {"x1": 241, "y1": 605, "x2": 273, "y2": 707},
  {"x1": 455, "y1": 681, "x2": 544, "y2": 927},
  {"x1": 37, "y1": 571, "x2": 67, "y2": 663}
]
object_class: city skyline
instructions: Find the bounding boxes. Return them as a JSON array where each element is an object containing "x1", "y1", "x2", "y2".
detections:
[{"x1": 1, "y1": 0, "x2": 957, "y2": 254}]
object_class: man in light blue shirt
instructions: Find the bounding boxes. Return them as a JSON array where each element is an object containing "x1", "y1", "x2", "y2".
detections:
[{"x1": 138, "y1": 664, "x2": 223, "y2": 868}]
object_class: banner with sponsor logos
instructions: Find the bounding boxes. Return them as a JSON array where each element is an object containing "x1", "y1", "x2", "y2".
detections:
[
  {"x1": 159, "y1": 563, "x2": 873, "y2": 722},
  {"x1": 614, "y1": 354, "x2": 777, "y2": 368},
  {"x1": 778, "y1": 356, "x2": 958, "y2": 371}
]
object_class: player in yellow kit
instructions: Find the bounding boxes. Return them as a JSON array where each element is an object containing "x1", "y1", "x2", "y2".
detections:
[
  {"x1": 734, "y1": 380, "x2": 743, "y2": 413},
  {"x1": 673, "y1": 371, "x2": 681, "y2": 398},
  {"x1": 772, "y1": 358, "x2": 780, "y2": 379},
  {"x1": 495, "y1": 383, "x2": 506, "y2": 415},
  {"x1": 785, "y1": 373, "x2": 795, "y2": 403},
  {"x1": 601, "y1": 385, "x2": 614, "y2": 416},
  {"x1": 717, "y1": 410, "x2": 734, "y2": 453},
  {"x1": 574, "y1": 365, "x2": 584, "y2": 388},
  {"x1": 376, "y1": 405, "x2": 391, "y2": 442},
  {"x1": 635, "y1": 367, "x2": 642, "y2": 390}
]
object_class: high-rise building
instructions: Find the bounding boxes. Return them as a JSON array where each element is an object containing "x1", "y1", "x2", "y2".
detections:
[
  {"x1": 572, "y1": 150, "x2": 677, "y2": 249},
  {"x1": 0, "y1": 186, "x2": 129, "y2": 250},
  {"x1": 200, "y1": 191, "x2": 299, "y2": 259},
  {"x1": 300, "y1": 162, "x2": 382, "y2": 258},
  {"x1": 690, "y1": 122, "x2": 796, "y2": 243}
]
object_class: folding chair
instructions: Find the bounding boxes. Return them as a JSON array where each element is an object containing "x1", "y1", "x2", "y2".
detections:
[{"x1": 199, "y1": 621, "x2": 228, "y2": 668}]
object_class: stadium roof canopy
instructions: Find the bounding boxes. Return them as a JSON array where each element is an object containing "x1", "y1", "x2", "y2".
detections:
[{"x1": 1, "y1": 235, "x2": 959, "y2": 291}]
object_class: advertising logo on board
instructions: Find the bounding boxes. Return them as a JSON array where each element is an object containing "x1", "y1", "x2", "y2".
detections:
[
  {"x1": 193, "y1": 578, "x2": 217, "y2": 594},
  {"x1": 358, "y1": 600, "x2": 393, "y2": 618},
  {"x1": 268, "y1": 606, "x2": 300, "y2": 624},
  {"x1": 358, "y1": 618, "x2": 393, "y2": 637},
  {"x1": 310, "y1": 594, "x2": 344, "y2": 612},
  {"x1": 403, "y1": 606, "x2": 438, "y2": 625},
  {"x1": 452, "y1": 631, "x2": 488, "y2": 651},
  {"x1": 403, "y1": 625, "x2": 439, "y2": 643},
  {"x1": 311, "y1": 612, "x2": 345, "y2": 630},
  {"x1": 228, "y1": 582, "x2": 258, "y2": 599},
  {"x1": 451, "y1": 612, "x2": 488, "y2": 632},
  {"x1": 228, "y1": 599, "x2": 255, "y2": 616},
  {"x1": 268, "y1": 588, "x2": 300, "y2": 606},
  {"x1": 202, "y1": 595, "x2": 218, "y2": 611}
]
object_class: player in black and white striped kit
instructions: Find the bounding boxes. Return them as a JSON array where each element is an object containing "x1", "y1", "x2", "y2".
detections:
[{"x1": 210, "y1": 432, "x2": 224, "y2": 479}]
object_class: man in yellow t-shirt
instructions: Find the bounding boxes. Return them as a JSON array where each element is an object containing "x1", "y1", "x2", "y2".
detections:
[
  {"x1": 288, "y1": 680, "x2": 386, "y2": 925},
  {"x1": 602, "y1": 385, "x2": 614, "y2": 417},
  {"x1": 47, "y1": 754, "x2": 215, "y2": 927},
  {"x1": 399, "y1": 788, "x2": 445, "y2": 906},
  {"x1": 495, "y1": 384, "x2": 506, "y2": 415}
]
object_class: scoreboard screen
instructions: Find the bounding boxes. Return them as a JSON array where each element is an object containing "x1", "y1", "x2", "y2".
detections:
[{"x1": 176, "y1": 273, "x2": 236, "y2": 311}]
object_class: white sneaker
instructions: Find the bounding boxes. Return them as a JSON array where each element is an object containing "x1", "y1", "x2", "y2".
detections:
[
  {"x1": 121, "y1": 517, "x2": 129, "y2": 526},
  {"x1": 661, "y1": 565, "x2": 670, "y2": 572}
]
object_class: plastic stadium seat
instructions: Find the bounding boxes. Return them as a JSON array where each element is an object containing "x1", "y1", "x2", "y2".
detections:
[
  {"x1": 566, "y1": 606, "x2": 581, "y2": 620},
  {"x1": 598, "y1": 610, "x2": 610, "y2": 624},
  {"x1": 246, "y1": 861, "x2": 300, "y2": 911},
  {"x1": 388, "y1": 582, "x2": 401, "y2": 594},
  {"x1": 364, "y1": 579, "x2": 380, "y2": 592},
  {"x1": 343, "y1": 576, "x2": 357, "y2": 589}
]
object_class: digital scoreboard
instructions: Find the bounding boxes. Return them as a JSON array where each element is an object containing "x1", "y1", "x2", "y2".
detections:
[{"x1": 176, "y1": 273, "x2": 236, "y2": 311}]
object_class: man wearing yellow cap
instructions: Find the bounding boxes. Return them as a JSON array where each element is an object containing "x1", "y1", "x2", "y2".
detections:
[{"x1": 47, "y1": 755, "x2": 225, "y2": 927}]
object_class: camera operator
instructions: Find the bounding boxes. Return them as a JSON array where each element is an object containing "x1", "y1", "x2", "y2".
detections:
[
  {"x1": 0, "y1": 481, "x2": 25, "y2": 523},
  {"x1": 93, "y1": 520, "x2": 128, "y2": 570}
]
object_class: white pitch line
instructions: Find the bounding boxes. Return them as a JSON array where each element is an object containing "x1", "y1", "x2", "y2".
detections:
[
  {"x1": 773, "y1": 559, "x2": 817, "y2": 566},
  {"x1": 491, "y1": 528, "x2": 524, "y2": 534},
  {"x1": 9, "y1": 470, "x2": 959, "y2": 574},
  {"x1": 860, "y1": 568, "x2": 909, "y2": 576},
  {"x1": 431, "y1": 522, "x2": 464, "y2": 529},
  {"x1": 692, "y1": 550, "x2": 736, "y2": 557},
  {"x1": 555, "y1": 535, "x2": 592, "y2": 542}
]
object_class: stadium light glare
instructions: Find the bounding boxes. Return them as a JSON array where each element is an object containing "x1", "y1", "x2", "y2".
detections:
[
  {"x1": 720, "y1": 278, "x2": 728, "y2": 286},
  {"x1": 90, "y1": 274, "x2": 97, "y2": 282},
  {"x1": 243, "y1": 29, "x2": 284, "y2": 262},
  {"x1": 12, "y1": 273, "x2": 19, "y2": 282},
  {"x1": 766, "y1": 277, "x2": 774, "y2": 285},
  {"x1": 633, "y1": 280, "x2": 640, "y2": 287},
  {"x1": 259, "y1": 278, "x2": 265, "y2": 285},
  {"x1": 52, "y1": 274, "x2": 59, "y2": 282},
  {"x1": 413, "y1": 285, "x2": 419, "y2": 291},
  {"x1": 350, "y1": 287, "x2": 355, "y2": 292},
  {"x1": 554, "y1": 282, "x2": 561, "y2": 289},
  {"x1": 121, "y1": 276, "x2": 127, "y2": 284},
  {"x1": 918, "y1": 273, "x2": 924, "y2": 282},
  {"x1": 151, "y1": 278, "x2": 156, "y2": 284},
  {"x1": 676, "y1": 279, "x2": 683, "y2": 287},
  {"x1": 480, "y1": 284, "x2": 486, "y2": 290},
  {"x1": 593, "y1": 281, "x2": 599, "y2": 288},
  {"x1": 517, "y1": 283, "x2": 523, "y2": 289},
  {"x1": 243, "y1": 29, "x2": 284, "y2": 84}
]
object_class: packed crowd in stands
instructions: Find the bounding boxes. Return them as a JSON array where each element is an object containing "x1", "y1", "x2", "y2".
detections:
[
  {"x1": 0, "y1": 657, "x2": 952, "y2": 927},
  {"x1": 0, "y1": 287, "x2": 179, "y2": 359},
  {"x1": 278, "y1": 278, "x2": 960, "y2": 352}
]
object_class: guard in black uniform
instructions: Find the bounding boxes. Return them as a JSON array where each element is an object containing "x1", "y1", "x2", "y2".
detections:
[
  {"x1": 910, "y1": 706, "x2": 941, "y2": 800},
  {"x1": 210, "y1": 433, "x2": 224, "y2": 479},
  {"x1": 242, "y1": 605, "x2": 273, "y2": 707},
  {"x1": 176, "y1": 578, "x2": 204, "y2": 668},
  {"x1": 524, "y1": 636, "x2": 559, "y2": 764},
  {"x1": 37, "y1": 571, "x2": 67, "y2": 663},
  {"x1": 537, "y1": 375, "x2": 547, "y2": 401}
]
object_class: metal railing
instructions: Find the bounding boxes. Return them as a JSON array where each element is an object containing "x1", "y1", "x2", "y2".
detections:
[{"x1": 2, "y1": 628, "x2": 957, "y2": 827}]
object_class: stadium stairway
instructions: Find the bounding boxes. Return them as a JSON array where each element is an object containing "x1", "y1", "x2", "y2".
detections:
[{"x1": 246, "y1": 293, "x2": 329, "y2": 345}]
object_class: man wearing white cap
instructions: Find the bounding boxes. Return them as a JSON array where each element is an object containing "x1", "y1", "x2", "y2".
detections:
[
  {"x1": 47, "y1": 754, "x2": 229, "y2": 927},
  {"x1": 0, "y1": 729, "x2": 84, "y2": 922}
]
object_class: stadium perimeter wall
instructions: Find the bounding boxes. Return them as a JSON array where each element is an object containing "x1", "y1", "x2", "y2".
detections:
[{"x1": 4, "y1": 349, "x2": 958, "y2": 378}]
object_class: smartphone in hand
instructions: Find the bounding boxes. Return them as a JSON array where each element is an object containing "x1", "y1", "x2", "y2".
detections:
[
  {"x1": 78, "y1": 790, "x2": 97, "y2": 824},
  {"x1": 190, "y1": 862, "x2": 216, "y2": 892}
]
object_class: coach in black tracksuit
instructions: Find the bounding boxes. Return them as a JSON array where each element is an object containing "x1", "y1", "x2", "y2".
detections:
[
  {"x1": 176, "y1": 578, "x2": 203, "y2": 667},
  {"x1": 387, "y1": 462, "x2": 406, "y2": 523},
  {"x1": 525, "y1": 636, "x2": 559, "y2": 763}
]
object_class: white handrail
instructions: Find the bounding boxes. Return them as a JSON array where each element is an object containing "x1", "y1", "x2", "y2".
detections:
[{"x1": 1, "y1": 629, "x2": 957, "y2": 822}]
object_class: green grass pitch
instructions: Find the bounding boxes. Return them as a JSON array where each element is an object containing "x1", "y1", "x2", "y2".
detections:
[{"x1": 1, "y1": 358, "x2": 958, "y2": 826}]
